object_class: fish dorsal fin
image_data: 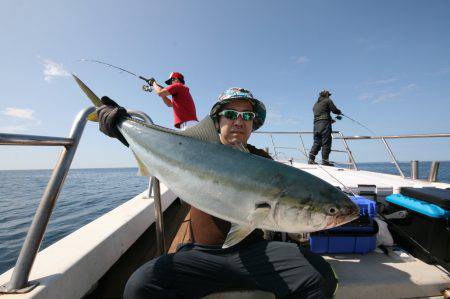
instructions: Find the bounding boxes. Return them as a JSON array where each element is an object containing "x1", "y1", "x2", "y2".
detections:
[
  {"x1": 222, "y1": 205, "x2": 271, "y2": 248},
  {"x1": 178, "y1": 116, "x2": 220, "y2": 143},
  {"x1": 72, "y1": 74, "x2": 101, "y2": 122}
]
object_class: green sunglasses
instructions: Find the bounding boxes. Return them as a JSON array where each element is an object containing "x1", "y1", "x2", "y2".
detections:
[{"x1": 218, "y1": 109, "x2": 256, "y2": 121}]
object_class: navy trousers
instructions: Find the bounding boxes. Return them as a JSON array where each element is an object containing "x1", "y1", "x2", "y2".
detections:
[{"x1": 123, "y1": 240, "x2": 337, "y2": 299}]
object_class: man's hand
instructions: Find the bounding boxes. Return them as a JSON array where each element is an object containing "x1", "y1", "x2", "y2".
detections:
[
  {"x1": 97, "y1": 96, "x2": 130, "y2": 147},
  {"x1": 147, "y1": 77, "x2": 155, "y2": 86},
  {"x1": 336, "y1": 115, "x2": 342, "y2": 120}
]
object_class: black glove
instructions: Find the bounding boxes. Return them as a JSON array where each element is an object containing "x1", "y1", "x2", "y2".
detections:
[
  {"x1": 336, "y1": 115, "x2": 342, "y2": 120},
  {"x1": 139, "y1": 76, "x2": 155, "y2": 85},
  {"x1": 97, "y1": 96, "x2": 130, "y2": 147}
]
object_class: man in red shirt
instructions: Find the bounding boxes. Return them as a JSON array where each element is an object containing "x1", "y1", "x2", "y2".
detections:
[{"x1": 149, "y1": 72, "x2": 198, "y2": 129}]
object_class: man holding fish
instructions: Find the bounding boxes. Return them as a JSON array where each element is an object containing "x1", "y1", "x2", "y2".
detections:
[{"x1": 94, "y1": 87, "x2": 347, "y2": 298}]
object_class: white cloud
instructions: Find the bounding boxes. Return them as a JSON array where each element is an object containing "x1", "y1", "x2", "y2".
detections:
[
  {"x1": 2, "y1": 107, "x2": 36, "y2": 120},
  {"x1": 294, "y1": 56, "x2": 309, "y2": 64},
  {"x1": 404, "y1": 83, "x2": 417, "y2": 90},
  {"x1": 365, "y1": 78, "x2": 397, "y2": 85},
  {"x1": 426, "y1": 67, "x2": 450, "y2": 76},
  {"x1": 358, "y1": 92, "x2": 373, "y2": 101},
  {"x1": 359, "y1": 83, "x2": 417, "y2": 104},
  {"x1": 0, "y1": 107, "x2": 41, "y2": 133},
  {"x1": 371, "y1": 91, "x2": 402, "y2": 104},
  {"x1": 0, "y1": 124, "x2": 29, "y2": 133},
  {"x1": 356, "y1": 38, "x2": 391, "y2": 52},
  {"x1": 266, "y1": 110, "x2": 302, "y2": 126},
  {"x1": 38, "y1": 57, "x2": 70, "y2": 82}
]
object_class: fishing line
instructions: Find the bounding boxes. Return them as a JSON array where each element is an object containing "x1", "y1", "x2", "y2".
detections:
[
  {"x1": 294, "y1": 149, "x2": 356, "y2": 195},
  {"x1": 341, "y1": 113, "x2": 376, "y2": 135}
]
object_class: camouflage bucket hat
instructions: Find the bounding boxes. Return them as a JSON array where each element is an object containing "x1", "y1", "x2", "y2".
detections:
[
  {"x1": 209, "y1": 87, "x2": 266, "y2": 131},
  {"x1": 320, "y1": 90, "x2": 332, "y2": 97}
]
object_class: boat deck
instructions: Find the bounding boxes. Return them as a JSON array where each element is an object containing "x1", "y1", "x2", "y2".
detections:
[
  {"x1": 205, "y1": 249, "x2": 449, "y2": 299},
  {"x1": 326, "y1": 250, "x2": 449, "y2": 298},
  {"x1": 2, "y1": 165, "x2": 449, "y2": 298},
  {"x1": 290, "y1": 162, "x2": 449, "y2": 194}
]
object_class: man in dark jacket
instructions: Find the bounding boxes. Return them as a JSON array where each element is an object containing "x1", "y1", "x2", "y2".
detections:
[
  {"x1": 96, "y1": 87, "x2": 338, "y2": 299},
  {"x1": 308, "y1": 90, "x2": 342, "y2": 166}
]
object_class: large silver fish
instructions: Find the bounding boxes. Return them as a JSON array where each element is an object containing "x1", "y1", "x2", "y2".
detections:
[{"x1": 73, "y1": 75, "x2": 359, "y2": 248}]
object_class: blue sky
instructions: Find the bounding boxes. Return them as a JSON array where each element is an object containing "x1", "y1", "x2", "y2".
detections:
[{"x1": 0, "y1": 0, "x2": 449, "y2": 170}]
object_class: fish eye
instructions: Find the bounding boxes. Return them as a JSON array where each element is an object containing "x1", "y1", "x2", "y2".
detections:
[{"x1": 327, "y1": 207, "x2": 339, "y2": 215}]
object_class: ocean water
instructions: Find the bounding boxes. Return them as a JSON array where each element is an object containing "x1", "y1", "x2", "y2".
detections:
[
  {"x1": 0, "y1": 162, "x2": 449, "y2": 274},
  {"x1": 0, "y1": 168, "x2": 148, "y2": 274}
]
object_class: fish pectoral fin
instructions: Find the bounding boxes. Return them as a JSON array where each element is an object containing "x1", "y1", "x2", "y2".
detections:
[
  {"x1": 232, "y1": 142, "x2": 250, "y2": 153},
  {"x1": 132, "y1": 151, "x2": 152, "y2": 177},
  {"x1": 178, "y1": 116, "x2": 220, "y2": 143},
  {"x1": 222, "y1": 206, "x2": 271, "y2": 249},
  {"x1": 248, "y1": 205, "x2": 271, "y2": 225},
  {"x1": 222, "y1": 223, "x2": 254, "y2": 249}
]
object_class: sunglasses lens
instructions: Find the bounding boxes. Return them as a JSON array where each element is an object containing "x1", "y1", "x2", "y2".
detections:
[
  {"x1": 223, "y1": 110, "x2": 238, "y2": 120},
  {"x1": 242, "y1": 112, "x2": 255, "y2": 121}
]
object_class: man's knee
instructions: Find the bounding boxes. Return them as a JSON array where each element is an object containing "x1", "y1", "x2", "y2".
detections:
[
  {"x1": 306, "y1": 268, "x2": 327, "y2": 295},
  {"x1": 289, "y1": 268, "x2": 326, "y2": 299},
  {"x1": 123, "y1": 256, "x2": 175, "y2": 299},
  {"x1": 123, "y1": 266, "x2": 152, "y2": 299}
]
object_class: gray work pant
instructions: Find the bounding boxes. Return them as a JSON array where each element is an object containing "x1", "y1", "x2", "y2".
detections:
[
  {"x1": 123, "y1": 240, "x2": 337, "y2": 299},
  {"x1": 309, "y1": 121, "x2": 333, "y2": 161}
]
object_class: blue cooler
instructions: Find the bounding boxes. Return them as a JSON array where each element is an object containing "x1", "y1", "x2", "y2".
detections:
[
  {"x1": 385, "y1": 188, "x2": 450, "y2": 266},
  {"x1": 310, "y1": 195, "x2": 378, "y2": 254}
]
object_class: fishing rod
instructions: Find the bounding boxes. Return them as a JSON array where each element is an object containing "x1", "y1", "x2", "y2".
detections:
[
  {"x1": 341, "y1": 113, "x2": 376, "y2": 135},
  {"x1": 78, "y1": 59, "x2": 153, "y2": 92}
]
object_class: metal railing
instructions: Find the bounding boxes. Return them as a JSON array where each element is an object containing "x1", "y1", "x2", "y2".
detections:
[
  {"x1": 334, "y1": 133, "x2": 450, "y2": 178},
  {"x1": 255, "y1": 131, "x2": 450, "y2": 178},
  {"x1": 256, "y1": 131, "x2": 358, "y2": 170},
  {"x1": 0, "y1": 107, "x2": 164, "y2": 294}
]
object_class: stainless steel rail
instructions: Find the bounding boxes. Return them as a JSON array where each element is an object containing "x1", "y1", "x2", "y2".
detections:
[
  {"x1": 133, "y1": 111, "x2": 167, "y2": 256},
  {"x1": 0, "y1": 106, "x2": 95, "y2": 293},
  {"x1": 0, "y1": 134, "x2": 73, "y2": 146},
  {"x1": 0, "y1": 107, "x2": 163, "y2": 294},
  {"x1": 255, "y1": 131, "x2": 450, "y2": 177},
  {"x1": 151, "y1": 177, "x2": 166, "y2": 256},
  {"x1": 333, "y1": 133, "x2": 450, "y2": 178},
  {"x1": 381, "y1": 137, "x2": 405, "y2": 178},
  {"x1": 334, "y1": 133, "x2": 450, "y2": 140},
  {"x1": 256, "y1": 131, "x2": 358, "y2": 170}
]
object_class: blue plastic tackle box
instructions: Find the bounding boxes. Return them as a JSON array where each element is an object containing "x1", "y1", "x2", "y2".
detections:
[{"x1": 310, "y1": 195, "x2": 378, "y2": 254}]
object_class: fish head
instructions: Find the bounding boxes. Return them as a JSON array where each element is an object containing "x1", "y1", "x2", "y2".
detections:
[{"x1": 274, "y1": 187, "x2": 360, "y2": 233}]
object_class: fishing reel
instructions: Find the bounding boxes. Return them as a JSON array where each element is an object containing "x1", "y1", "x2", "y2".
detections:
[
  {"x1": 331, "y1": 115, "x2": 342, "y2": 124},
  {"x1": 142, "y1": 85, "x2": 153, "y2": 93}
]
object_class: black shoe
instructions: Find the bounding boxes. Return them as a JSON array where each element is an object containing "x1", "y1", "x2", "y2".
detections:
[
  {"x1": 308, "y1": 159, "x2": 317, "y2": 165},
  {"x1": 321, "y1": 161, "x2": 335, "y2": 167}
]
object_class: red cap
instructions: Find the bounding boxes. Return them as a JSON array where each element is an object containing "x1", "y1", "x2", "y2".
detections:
[{"x1": 165, "y1": 72, "x2": 184, "y2": 85}]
